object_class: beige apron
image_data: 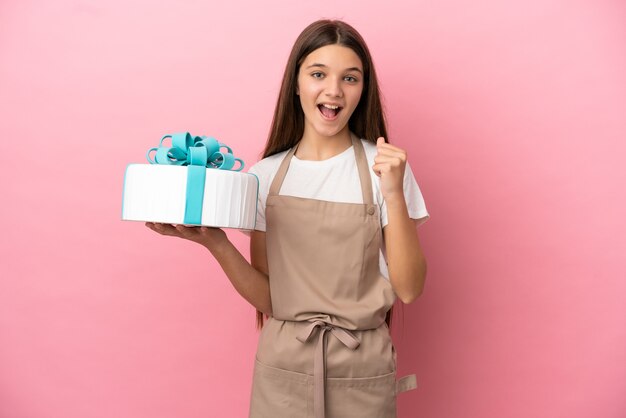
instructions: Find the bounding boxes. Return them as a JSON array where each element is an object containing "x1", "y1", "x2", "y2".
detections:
[{"x1": 249, "y1": 133, "x2": 417, "y2": 418}]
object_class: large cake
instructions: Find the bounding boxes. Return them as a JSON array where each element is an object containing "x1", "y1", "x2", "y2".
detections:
[{"x1": 122, "y1": 132, "x2": 258, "y2": 230}]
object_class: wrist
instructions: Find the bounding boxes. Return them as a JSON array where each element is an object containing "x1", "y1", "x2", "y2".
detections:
[
  {"x1": 205, "y1": 240, "x2": 230, "y2": 259},
  {"x1": 202, "y1": 231, "x2": 232, "y2": 257},
  {"x1": 384, "y1": 192, "x2": 407, "y2": 208}
]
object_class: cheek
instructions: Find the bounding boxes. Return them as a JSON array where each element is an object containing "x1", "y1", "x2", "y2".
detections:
[
  {"x1": 348, "y1": 87, "x2": 364, "y2": 109},
  {"x1": 355, "y1": 85, "x2": 364, "y2": 99},
  {"x1": 300, "y1": 82, "x2": 319, "y2": 97},
  {"x1": 299, "y1": 87, "x2": 323, "y2": 110}
]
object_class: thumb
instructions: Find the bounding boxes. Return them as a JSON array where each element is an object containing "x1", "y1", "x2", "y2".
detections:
[{"x1": 377, "y1": 137, "x2": 385, "y2": 146}]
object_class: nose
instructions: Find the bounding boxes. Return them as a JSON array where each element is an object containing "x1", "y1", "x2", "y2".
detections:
[{"x1": 324, "y1": 76, "x2": 343, "y2": 98}]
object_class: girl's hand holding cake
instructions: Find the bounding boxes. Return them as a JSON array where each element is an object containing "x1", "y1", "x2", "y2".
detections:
[{"x1": 145, "y1": 222, "x2": 229, "y2": 253}]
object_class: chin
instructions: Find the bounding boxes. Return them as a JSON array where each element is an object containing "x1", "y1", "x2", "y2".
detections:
[
  {"x1": 317, "y1": 129, "x2": 344, "y2": 138},
  {"x1": 315, "y1": 124, "x2": 349, "y2": 138}
]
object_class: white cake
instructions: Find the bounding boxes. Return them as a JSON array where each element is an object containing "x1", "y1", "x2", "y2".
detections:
[{"x1": 122, "y1": 164, "x2": 259, "y2": 230}]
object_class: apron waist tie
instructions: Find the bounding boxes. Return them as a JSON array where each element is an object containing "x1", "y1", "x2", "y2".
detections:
[{"x1": 296, "y1": 320, "x2": 361, "y2": 418}]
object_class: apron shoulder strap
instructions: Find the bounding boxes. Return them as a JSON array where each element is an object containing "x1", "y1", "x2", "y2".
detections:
[
  {"x1": 351, "y1": 133, "x2": 374, "y2": 206},
  {"x1": 269, "y1": 143, "x2": 299, "y2": 196}
]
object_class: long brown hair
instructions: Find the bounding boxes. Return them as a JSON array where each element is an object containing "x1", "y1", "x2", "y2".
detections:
[
  {"x1": 261, "y1": 19, "x2": 388, "y2": 158},
  {"x1": 256, "y1": 19, "x2": 397, "y2": 330}
]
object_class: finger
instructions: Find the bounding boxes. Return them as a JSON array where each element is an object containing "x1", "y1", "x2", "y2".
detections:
[
  {"x1": 376, "y1": 140, "x2": 401, "y2": 149},
  {"x1": 375, "y1": 146, "x2": 407, "y2": 159},
  {"x1": 146, "y1": 223, "x2": 162, "y2": 234},
  {"x1": 146, "y1": 223, "x2": 167, "y2": 235},
  {"x1": 372, "y1": 163, "x2": 391, "y2": 175},
  {"x1": 376, "y1": 144, "x2": 407, "y2": 160},
  {"x1": 154, "y1": 223, "x2": 183, "y2": 236},
  {"x1": 377, "y1": 137, "x2": 400, "y2": 150},
  {"x1": 374, "y1": 155, "x2": 404, "y2": 167},
  {"x1": 175, "y1": 224, "x2": 201, "y2": 238},
  {"x1": 374, "y1": 155, "x2": 396, "y2": 163}
]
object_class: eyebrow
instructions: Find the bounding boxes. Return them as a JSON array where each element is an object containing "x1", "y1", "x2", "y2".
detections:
[{"x1": 305, "y1": 63, "x2": 363, "y2": 74}]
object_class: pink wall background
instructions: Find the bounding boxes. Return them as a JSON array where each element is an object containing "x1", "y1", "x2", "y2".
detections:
[{"x1": 1, "y1": 0, "x2": 625, "y2": 417}]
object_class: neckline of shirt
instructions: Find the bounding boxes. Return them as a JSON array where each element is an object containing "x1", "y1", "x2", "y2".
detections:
[{"x1": 291, "y1": 144, "x2": 355, "y2": 166}]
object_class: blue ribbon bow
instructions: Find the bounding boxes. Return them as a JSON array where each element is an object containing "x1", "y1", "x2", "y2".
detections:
[{"x1": 146, "y1": 132, "x2": 245, "y2": 225}]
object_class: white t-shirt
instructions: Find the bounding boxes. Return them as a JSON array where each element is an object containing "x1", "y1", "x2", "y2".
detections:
[{"x1": 242, "y1": 138, "x2": 430, "y2": 280}]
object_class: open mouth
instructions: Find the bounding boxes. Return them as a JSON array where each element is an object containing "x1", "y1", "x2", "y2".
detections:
[{"x1": 317, "y1": 103, "x2": 343, "y2": 120}]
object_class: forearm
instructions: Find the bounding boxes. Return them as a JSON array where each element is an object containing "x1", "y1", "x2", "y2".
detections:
[
  {"x1": 208, "y1": 241, "x2": 272, "y2": 315},
  {"x1": 384, "y1": 194, "x2": 427, "y2": 304}
]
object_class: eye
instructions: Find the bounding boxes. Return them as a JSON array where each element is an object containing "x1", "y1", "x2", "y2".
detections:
[
  {"x1": 344, "y1": 75, "x2": 358, "y2": 83},
  {"x1": 311, "y1": 72, "x2": 324, "y2": 79}
]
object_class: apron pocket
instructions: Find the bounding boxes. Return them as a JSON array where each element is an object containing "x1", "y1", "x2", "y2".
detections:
[
  {"x1": 325, "y1": 370, "x2": 397, "y2": 418},
  {"x1": 249, "y1": 357, "x2": 312, "y2": 418}
]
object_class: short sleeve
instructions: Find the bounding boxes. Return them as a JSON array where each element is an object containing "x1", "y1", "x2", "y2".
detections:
[{"x1": 380, "y1": 161, "x2": 430, "y2": 228}]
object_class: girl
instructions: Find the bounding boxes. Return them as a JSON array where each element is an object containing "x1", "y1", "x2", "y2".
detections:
[{"x1": 147, "y1": 19, "x2": 429, "y2": 418}]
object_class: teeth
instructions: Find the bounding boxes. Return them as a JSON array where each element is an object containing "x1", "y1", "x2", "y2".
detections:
[{"x1": 321, "y1": 104, "x2": 340, "y2": 110}]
